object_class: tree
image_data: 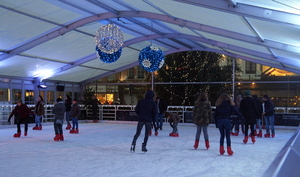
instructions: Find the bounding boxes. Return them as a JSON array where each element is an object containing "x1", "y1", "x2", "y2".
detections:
[{"x1": 155, "y1": 51, "x2": 241, "y2": 106}]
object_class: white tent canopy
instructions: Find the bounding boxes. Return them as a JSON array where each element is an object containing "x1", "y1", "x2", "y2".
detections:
[{"x1": 0, "y1": 0, "x2": 300, "y2": 84}]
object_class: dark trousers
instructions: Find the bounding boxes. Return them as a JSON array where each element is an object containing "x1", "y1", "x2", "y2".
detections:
[
  {"x1": 132, "y1": 122, "x2": 151, "y2": 145},
  {"x1": 245, "y1": 123, "x2": 255, "y2": 136},
  {"x1": 54, "y1": 122, "x2": 63, "y2": 134},
  {"x1": 92, "y1": 109, "x2": 98, "y2": 120},
  {"x1": 17, "y1": 118, "x2": 28, "y2": 132},
  {"x1": 72, "y1": 118, "x2": 78, "y2": 129},
  {"x1": 217, "y1": 118, "x2": 231, "y2": 147}
]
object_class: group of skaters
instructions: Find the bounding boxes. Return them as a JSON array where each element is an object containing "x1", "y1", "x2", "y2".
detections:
[
  {"x1": 8, "y1": 95, "x2": 82, "y2": 140},
  {"x1": 131, "y1": 90, "x2": 275, "y2": 155}
]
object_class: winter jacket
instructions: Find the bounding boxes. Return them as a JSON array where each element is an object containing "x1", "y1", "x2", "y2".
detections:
[
  {"x1": 253, "y1": 98, "x2": 263, "y2": 120},
  {"x1": 70, "y1": 103, "x2": 81, "y2": 118},
  {"x1": 156, "y1": 99, "x2": 167, "y2": 114},
  {"x1": 214, "y1": 100, "x2": 244, "y2": 127},
  {"x1": 135, "y1": 90, "x2": 157, "y2": 122},
  {"x1": 9, "y1": 104, "x2": 32, "y2": 121},
  {"x1": 168, "y1": 112, "x2": 181, "y2": 125},
  {"x1": 91, "y1": 99, "x2": 101, "y2": 111},
  {"x1": 193, "y1": 99, "x2": 212, "y2": 126},
  {"x1": 264, "y1": 99, "x2": 274, "y2": 116},
  {"x1": 65, "y1": 97, "x2": 72, "y2": 112},
  {"x1": 239, "y1": 96, "x2": 259, "y2": 124},
  {"x1": 34, "y1": 101, "x2": 45, "y2": 116},
  {"x1": 53, "y1": 101, "x2": 66, "y2": 121}
]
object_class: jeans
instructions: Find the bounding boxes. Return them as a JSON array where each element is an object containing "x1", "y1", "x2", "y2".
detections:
[
  {"x1": 54, "y1": 122, "x2": 63, "y2": 134},
  {"x1": 265, "y1": 115, "x2": 275, "y2": 134},
  {"x1": 35, "y1": 115, "x2": 42, "y2": 126},
  {"x1": 72, "y1": 118, "x2": 78, "y2": 129},
  {"x1": 255, "y1": 119, "x2": 262, "y2": 131},
  {"x1": 195, "y1": 125, "x2": 209, "y2": 141},
  {"x1": 156, "y1": 113, "x2": 164, "y2": 130},
  {"x1": 171, "y1": 122, "x2": 178, "y2": 133},
  {"x1": 217, "y1": 118, "x2": 231, "y2": 147},
  {"x1": 17, "y1": 118, "x2": 28, "y2": 132},
  {"x1": 65, "y1": 111, "x2": 71, "y2": 125},
  {"x1": 132, "y1": 122, "x2": 151, "y2": 145}
]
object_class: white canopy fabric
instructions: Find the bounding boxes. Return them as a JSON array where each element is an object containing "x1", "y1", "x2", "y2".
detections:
[{"x1": 0, "y1": 0, "x2": 299, "y2": 84}]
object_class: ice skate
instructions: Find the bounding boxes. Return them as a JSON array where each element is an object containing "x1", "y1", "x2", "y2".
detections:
[
  {"x1": 219, "y1": 146, "x2": 225, "y2": 155},
  {"x1": 13, "y1": 132, "x2": 21, "y2": 138},
  {"x1": 130, "y1": 141, "x2": 136, "y2": 153},
  {"x1": 205, "y1": 140, "x2": 210, "y2": 149},
  {"x1": 75, "y1": 128, "x2": 79, "y2": 134},
  {"x1": 38, "y1": 125, "x2": 42, "y2": 130},
  {"x1": 54, "y1": 134, "x2": 60, "y2": 141},
  {"x1": 60, "y1": 134, "x2": 64, "y2": 141},
  {"x1": 193, "y1": 140, "x2": 199, "y2": 149},
  {"x1": 69, "y1": 129, "x2": 75, "y2": 134},
  {"x1": 264, "y1": 133, "x2": 270, "y2": 138},
  {"x1": 66, "y1": 124, "x2": 71, "y2": 130},
  {"x1": 32, "y1": 125, "x2": 39, "y2": 130},
  {"x1": 142, "y1": 143, "x2": 147, "y2": 152},
  {"x1": 243, "y1": 136, "x2": 248, "y2": 143},
  {"x1": 155, "y1": 131, "x2": 158, "y2": 136},
  {"x1": 24, "y1": 131, "x2": 27, "y2": 137},
  {"x1": 227, "y1": 147, "x2": 234, "y2": 155}
]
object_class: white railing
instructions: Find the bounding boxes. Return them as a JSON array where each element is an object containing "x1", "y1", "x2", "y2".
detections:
[{"x1": 0, "y1": 104, "x2": 298, "y2": 125}]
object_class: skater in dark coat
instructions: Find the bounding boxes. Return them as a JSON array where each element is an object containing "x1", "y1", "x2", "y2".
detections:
[
  {"x1": 214, "y1": 93, "x2": 244, "y2": 155},
  {"x1": 131, "y1": 90, "x2": 157, "y2": 152},
  {"x1": 253, "y1": 95, "x2": 263, "y2": 137},
  {"x1": 239, "y1": 91, "x2": 259, "y2": 144},
  {"x1": 8, "y1": 99, "x2": 32, "y2": 137},
  {"x1": 69, "y1": 99, "x2": 81, "y2": 134},
  {"x1": 32, "y1": 95, "x2": 45, "y2": 130},
  {"x1": 53, "y1": 98, "x2": 66, "y2": 141},
  {"x1": 64, "y1": 95, "x2": 72, "y2": 130},
  {"x1": 90, "y1": 95, "x2": 101, "y2": 123}
]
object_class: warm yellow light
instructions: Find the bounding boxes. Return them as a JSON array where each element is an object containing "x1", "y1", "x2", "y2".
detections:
[{"x1": 252, "y1": 82, "x2": 255, "y2": 85}]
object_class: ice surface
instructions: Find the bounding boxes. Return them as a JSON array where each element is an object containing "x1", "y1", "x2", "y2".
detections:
[{"x1": 0, "y1": 122, "x2": 296, "y2": 177}]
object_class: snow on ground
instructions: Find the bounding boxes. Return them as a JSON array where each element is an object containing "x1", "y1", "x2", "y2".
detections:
[{"x1": 0, "y1": 122, "x2": 296, "y2": 177}]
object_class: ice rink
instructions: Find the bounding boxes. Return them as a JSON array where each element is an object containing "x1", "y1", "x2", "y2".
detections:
[{"x1": 0, "y1": 122, "x2": 296, "y2": 177}]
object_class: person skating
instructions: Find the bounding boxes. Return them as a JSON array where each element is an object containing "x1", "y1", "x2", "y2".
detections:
[
  {"x1": 214, "y1": 93, "x2": 244, "y2": 155},
  {"x1": 90, "y1": 95, "x2": 101, "y2": 123},
  {"x1": 53, "y1": 98, "x2": 66, "y2": 141},
  {"x1": 165, "y1": 112, "x2": 181, "y2": 137},
  {"x1": 239, "y1": 91, "x2": 259, "y2": 144},
  {"x1": 64, "y1": 95, "x2": 72, "y2": 130},
  {"x1": 131, "y1": 90, "x2": 157, "y2": 153},
  {"x1": 193, "y1": 92, "x2": 212, "y2": 149},
  {"x1": 69, "y1": 99, "x2": 81, "y2": 134},
  {"x1": 32, "y1": 95, "x2": 45, "y2": 130},
  {"x1": 8, "y1": 99, "x2": 32, "y2": 137},
  {"x1": 252, "y1": 95, "x2": 263, "y2": 137},
  {"x1": 155, "y1": 97, "x2": 167, "y2": 130},
  {"x1": 262, "y1": 95, "x2": 275, "y2": 138}
]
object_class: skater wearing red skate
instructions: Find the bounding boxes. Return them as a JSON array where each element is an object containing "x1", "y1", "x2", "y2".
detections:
[
  {"x1": 90, "y1": 95, "x2": 101, "y2": 123},
  {"x1": 262, "y1": 95, "x2": 275, "y2": 138},
  {"x1": 69, "y1": 99, "x2": 81, "y2": 134},
  {"x1": 32, "y1": 95, "x2": 45, "y2": 130},
  {"x1": 165, "y1": 112, "x2": 181, "y2": 137},
  {"x1": 64, "y1": 95, "x2": 72, "y2": 130},
  {"x1": 240, "y1": 91, "x2": 259, "y2": 144},
  {"x1": 53, "y1": 98, "x2": 66, "y2": 141},
  {"x1": 215, "y1": 93, "x2": 244, "y2": 155},
  {"x1": 252, "y1": 95, "x2": 263, "y2": 138},
  {"x1": 8, "y1": 100, "x2": 32, "y2": 137},
  {"x1": 131, "y1": 90, "x2": 157, "y2": 153},
  {"x1": 193, "y1": 92, "x2": 212, "y2": 149}
]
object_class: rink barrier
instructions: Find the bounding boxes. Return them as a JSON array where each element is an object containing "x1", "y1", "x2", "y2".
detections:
[
  {"x1": 0, "y1": 104, "x2": 298, "y2": 125},
  {"x1": 263, "y1": 125, "x2": 300, "y2": 177}
]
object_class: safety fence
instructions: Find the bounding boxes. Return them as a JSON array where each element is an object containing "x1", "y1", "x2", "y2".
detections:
[{"x1": 1, "y1": 104, "x2": 300, "y2": 126}]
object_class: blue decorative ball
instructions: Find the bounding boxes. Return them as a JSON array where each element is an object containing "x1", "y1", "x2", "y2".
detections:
[
  {"x1": 138, "y1": 45, "x2": 165, "y2": 72},
  {"x1": 96, "y1": 46, "x2": 122, "y2": 63}
]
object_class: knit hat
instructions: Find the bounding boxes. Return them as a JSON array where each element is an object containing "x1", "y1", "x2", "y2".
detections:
[
  {"x1": 17, "y1": 99, "x2": 22, "y2": 103},
  {"x1": 244, "y1": 90, "x2": 251, "y2": 96},
  {"x1": 263, "y1": 95, "x2": 269, "y2": 99}
]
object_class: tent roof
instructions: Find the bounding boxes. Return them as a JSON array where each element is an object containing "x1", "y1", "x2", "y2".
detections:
[{"x1": 1, "y1": 0, "x2": 300, "y2": 84}]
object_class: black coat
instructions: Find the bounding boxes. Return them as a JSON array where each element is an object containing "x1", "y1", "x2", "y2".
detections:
[
  {"x1": 156, "y1": 99, "x2": 167, "y2": 114},
  {"x1": 253, "y1": 98, "x2": 263, "y2": 120},
  {"x1": 135, "y1": 90, "x2": 157, "y2": 122},
  {"x1": 264, "y1": 100, "x2": 274, "y2": 116},
  {"x1": 239, "y1": 96, "x2": 259, "y2": 124}
]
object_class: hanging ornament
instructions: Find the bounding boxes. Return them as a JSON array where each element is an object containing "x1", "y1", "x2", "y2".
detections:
[
  {"x1": 96, "y1": 46, "x2": 122, "y2": 63},
  {"x1": 95, "y1": 23, "x2": 124, "y2": 54},
  {"x1": 138, "y1": 45, "x2": 165, "y2": 72}
]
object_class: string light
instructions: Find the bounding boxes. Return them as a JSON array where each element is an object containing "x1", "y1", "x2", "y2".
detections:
[{"x1": 96, "y1": 46, "x2": 122, "y2": 63}]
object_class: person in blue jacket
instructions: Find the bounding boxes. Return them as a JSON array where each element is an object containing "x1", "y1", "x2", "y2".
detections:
[{"x1": 131, "y1": 90, "x2": 157, "y2": 152}]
